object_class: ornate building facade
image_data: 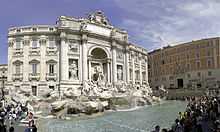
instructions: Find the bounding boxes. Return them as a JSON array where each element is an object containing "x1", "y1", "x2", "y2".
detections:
[
  {"x1": 6, "y1": 11, "x2": 149, "y2": 96},
  {"x1": 148, "y1": 37, "x2": 220, "y2": 90}
]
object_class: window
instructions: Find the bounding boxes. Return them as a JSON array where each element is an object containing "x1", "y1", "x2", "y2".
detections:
[
  {"x1": 49, "y1": 86, "x2": 55, "y2": 90},
  {"x1": 49, "y1": 28, "x2": 54, "y2": 31},
  {"x1": 15, "y1": 65, "x2": 21, "y2": 74},
  {"x1": 32, "y1": 40, "x2": 38, "y2": 48},
  {"x1": 187, "y1": 64, "x2": 190, "y2": 70},
  {"x1": 49, "y1": 64, "x2": 54, "y2": 74},
  {"x1": 135, "y1": 70, "x2": 140, "y2": 80},
  {"x1": 197, "y1": 72, "x2": 201, "y2": 77},
  {"x1": 207, "y1": 60, "x2": 212, "y2": 67},
  {"x1": 162, "y1": 77, "x2": 166, "y2": 81},
  {"x1": 196, "y1": 53, "x2": 200, "y2": 58},
  {"x1": 207, "y1": 51, "x2": 211, "y2": 56},
  {"x1": 187, "y1": 74, "x2": 191, "y2": 78},
  {"x1": 16, "y1": 29, "x2": 21, "y2": 32},
  {"x1": 32, "y1": 86, "x2": 37, "y2": 96},
  {"x1": 197, "y1": 61, "x2": 200, "y2": 69},
  {"x1": 49, "y1": 41, "x2": 55, "y2": 48},
  {"x1": 129, "y1": 69, "x2": 132, "y2": 80},
  {"x1": 208, "y1": 71, "x2": 212, "y2": 76},
  {"x1": 187, "y1": 54, "x2": 190, "y2": 59},
  {"x1": 32, "y1": 28, "x2": 37, "y2": 32},
  {"x1": 15, "y1": 41, "x2": 21, "y2": 49},
  {"x1": 32, "y1": 63, "x2": 37, "y2": 74},
  {"x1": 142, "y1": 72, "x2": 146, "y2": 81}
]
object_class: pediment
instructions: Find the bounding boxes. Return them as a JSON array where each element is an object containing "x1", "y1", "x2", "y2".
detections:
[
  {"x1": 29, "y1": 59, "x2": 40, "y2": 64},
  {"x1": 13, "y1": 60, "x2": 23, "y2": 65},
  {"x1": 46, "y1": 59, "x2": 57, "y2": 64}
]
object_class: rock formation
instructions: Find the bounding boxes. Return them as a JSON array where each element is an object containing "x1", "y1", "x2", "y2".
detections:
[{"x1": 4, "y1": 80, "x2": 157, "y2": 119}]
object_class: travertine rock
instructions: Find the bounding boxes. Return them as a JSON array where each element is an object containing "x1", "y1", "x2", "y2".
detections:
[{"x1": 51, "y1": 100, "x2": 68, "y2": 112}]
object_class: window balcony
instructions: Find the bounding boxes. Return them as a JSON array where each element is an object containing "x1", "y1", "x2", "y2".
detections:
[
  {"x1": 46, "y1": 47, "x2": 57, "y2": 55},
  {"x1": 13, "y1": 49, "x2": 23, "y2": 56},
  {"x1": 29, "y1": 47, "x2": 40, "y2": 56},
  {"x1": 12, "y1": 73, "x2": 23, "y2": 81},
  {"x1": 29, "y1": 73, "x2": 40, "y2": 81},
  {"x1": 46, "y1": 73, "x2": 57, "y2": 81}
]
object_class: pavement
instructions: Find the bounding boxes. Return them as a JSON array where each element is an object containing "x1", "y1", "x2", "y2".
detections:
[{"x1": 5, "y1": 119, "x2": 26, "y2": 132}]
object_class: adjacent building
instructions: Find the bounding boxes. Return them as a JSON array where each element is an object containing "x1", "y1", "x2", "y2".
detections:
[
  {"x1": 6, "y1": 11, "x2": 149, "y2": 96},
  {"x1": 0, "y1": 64, "x2": 7, "y2": 96},
  {"x1": 148, "y1": 37, "x2": 220, "y2": 90}
]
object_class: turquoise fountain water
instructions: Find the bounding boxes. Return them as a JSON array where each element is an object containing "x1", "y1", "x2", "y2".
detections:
[{"x1": 43, "y1": 100, "x2": 187, "y2": 132}]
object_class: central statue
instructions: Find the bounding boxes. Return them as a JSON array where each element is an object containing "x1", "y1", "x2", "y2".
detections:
[{"x1": 93, "y1": 65, "x2": 105, "y2": 82}]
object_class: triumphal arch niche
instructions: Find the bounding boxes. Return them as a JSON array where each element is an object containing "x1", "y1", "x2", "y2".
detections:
[{"x1": 88, "y1": 47, "x2": 110, "y2": 83}]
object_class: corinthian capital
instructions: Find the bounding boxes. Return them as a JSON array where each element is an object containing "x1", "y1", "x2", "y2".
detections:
[
  {"x1": 60, "y1": 32, "x2": 66, "y2": 39},
  {"x1": 23, "y1": 40, "x2": 30, "y2": 46}
]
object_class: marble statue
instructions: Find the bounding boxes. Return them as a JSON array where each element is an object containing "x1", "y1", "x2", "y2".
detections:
[
  {"x1": 69, "y1": 60, "x2": 78, "y2": 80},
  {"x1": 117, "y1": 66, "x2": 123, "y2": 80}
]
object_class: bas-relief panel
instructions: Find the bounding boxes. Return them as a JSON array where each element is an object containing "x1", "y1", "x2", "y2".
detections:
[
  {"x1": 116, "y1": 49, "x2": 124, "y2": 62},
  {"x1": 68, "y1": 39, "x2": 80, "y2": 56}
]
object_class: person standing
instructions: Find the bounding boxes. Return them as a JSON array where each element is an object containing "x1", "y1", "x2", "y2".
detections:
[{"x1": 152, "y1": 125, "x2": 160, "y2": 132}]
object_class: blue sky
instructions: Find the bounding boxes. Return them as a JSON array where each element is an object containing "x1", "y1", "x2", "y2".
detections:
[{"x1": 1, "y1": 0, "x2": 220, "y2": 64}]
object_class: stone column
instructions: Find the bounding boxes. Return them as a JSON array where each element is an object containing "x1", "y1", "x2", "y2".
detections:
[
  {"x1": 112, "y1": 41, "x2": 117, "y2": 85},
  {"x1": 23, "y1": 39, "x2": 30, "y2": 82},
  {"x1": 39, "y1": 38, "x2": 47, "y2": 81},
  {"x1": 139, "y1": 53, "x2": 143, "y2": 85},
  {"x1": 132, "y1": 51, "x2": 135, "y2": 84},
  {"x1": 82, "y1": 34, "x2": 88, "y2": 84},
  {"x1": 145, "y1": 57, "x2": 149, "y2": 86},
  {"x1": 107, "y1": 60, "x2": 111, "y2": 83},
  {"x1": 60, "y1": 32, "x2": 69, "y2": 81},
  {"x1": 88, "y1": 60, "x2": 91, "y2": 81},
  {"x1": 125, "y1": 46, "x2": 130, "y2": 83}
]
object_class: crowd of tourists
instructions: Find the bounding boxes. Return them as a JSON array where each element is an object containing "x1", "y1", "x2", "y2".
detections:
[
  {"x1": 0, "y1": 100, "x2": 37, "y2": 132},
  {"x1": 152, "y1": 96, "x2": 220, "y2": 132}
]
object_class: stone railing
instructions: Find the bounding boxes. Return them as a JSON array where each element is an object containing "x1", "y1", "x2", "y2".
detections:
[
  {"x1": 12, "y1": 73, "x2": 23, "y2": 81},
  {"x1": 13, "y1": 48, "x2": 23, "y2": 57},
  {"x1": 29, "y1": 47, "x2": 40, "y2": 56},
  {"x1": 8, "y1": 25, "x2": 56, "y2": 35},
  {"x1": 29, "y1": 73, "x2": 40, "y2": 81},
  {"x1": 46, "y1": 73, "x2": 57, "y2": 81}
]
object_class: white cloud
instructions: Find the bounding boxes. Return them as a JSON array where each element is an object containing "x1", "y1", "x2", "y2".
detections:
[{"x1": 113, "y1": 0, "x2": 220, "y2": 50}]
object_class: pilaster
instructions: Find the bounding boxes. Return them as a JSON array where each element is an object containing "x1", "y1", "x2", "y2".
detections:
[
  {"x1": 82, "y1": 34, "x2": 88, "y2": 84},
  {"x1": 112, "y1": 40, "x2": 117, "y2": 85},
  {"x1": 131, "y1": 51, "x2": 135, "y2": 85},
  {"x1": 60, "y1": 32, "x2": 69, "y2": 81},
  {"x1": 125, "y1": 46, "x2": 130, "y2": 83},
  {"x1": 23, "y1": 39, "x2": 30, "y2": 81},
  {"x1": 39, "y1": 38, "x2": 47, "y2": 81},
  {"x1": 145, "y1": 56, "x2": 149, "y2": 86},
  {"x1": 139, "y1": 53, "x2": 142, "y2": 85}
]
